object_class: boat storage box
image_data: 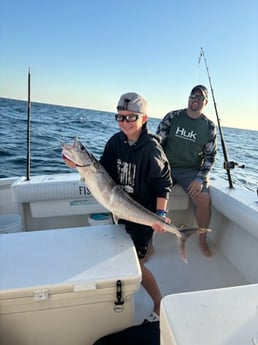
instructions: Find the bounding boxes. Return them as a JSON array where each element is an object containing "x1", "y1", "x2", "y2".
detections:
[
  {"x1": 160, "y1": 284, "x2": 258, "y2": 345},
  {"x1": 0, "y1": 225, "x2": 141, "y2": 345}
]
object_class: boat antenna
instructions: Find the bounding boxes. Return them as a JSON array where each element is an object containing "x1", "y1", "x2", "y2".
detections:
[
  {"x1": 26, "y1": 67, "x2": 31, "y2": 181},
  {"x1": 198, "y1": 48, "x2": 236, "y2": 188}
]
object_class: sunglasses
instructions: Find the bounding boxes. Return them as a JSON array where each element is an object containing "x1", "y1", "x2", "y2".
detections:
[
  {"x1": 189, "y1": 94, "x2": 206, "y2": 101},
  {"x1": 115, "y1": 114, "x2": 143, "y2": 122}
]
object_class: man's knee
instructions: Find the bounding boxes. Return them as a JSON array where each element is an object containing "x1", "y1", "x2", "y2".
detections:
[{"x1": 196, "y1": 192, "x2": 210, "y2": 208}]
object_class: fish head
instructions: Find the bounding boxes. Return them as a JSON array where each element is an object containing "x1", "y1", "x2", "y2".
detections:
[{"x1": 61, "y1": 137, "x2": 92, "y2": 167}]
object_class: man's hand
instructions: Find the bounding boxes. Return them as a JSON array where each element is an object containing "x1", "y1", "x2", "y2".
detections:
[{"x1": 187, "y1": 180, "x2": 203, "y2": 199}]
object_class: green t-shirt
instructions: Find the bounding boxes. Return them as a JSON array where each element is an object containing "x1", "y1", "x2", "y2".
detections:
[{"x1": 164, "y1": 110, "x2": 212, "y2": 170}]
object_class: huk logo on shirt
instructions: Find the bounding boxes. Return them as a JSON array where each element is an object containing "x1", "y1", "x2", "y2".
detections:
[{"x1": 175, "y1": 126, "x2": 197, "y2": 142}]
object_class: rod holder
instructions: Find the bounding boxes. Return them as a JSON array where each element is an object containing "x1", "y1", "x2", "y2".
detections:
[{"x1": 223, "y1": 161, "x2": 245, "y2": 170}]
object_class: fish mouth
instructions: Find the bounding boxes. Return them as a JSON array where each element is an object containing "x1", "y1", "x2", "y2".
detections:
[
  {"x1": 61, "y1": 144, "x2": 79, "y2": 167},
  {"x1": 62, "y1": 152, "x2": 75, "y2": 164},
  {"x1": 62, "y1": 153, "x2": 70, "y2": 161},
  {"x1": 61, "y1": 138, "x2": 87, "y2": 167},
  {"x1": 62, "y1": 153, "x2": 85, "y2": 167}
]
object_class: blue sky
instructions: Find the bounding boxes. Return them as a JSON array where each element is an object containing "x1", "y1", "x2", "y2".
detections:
[{"x1": 1, "y1": 0, "x2": 257, "y2": 130}]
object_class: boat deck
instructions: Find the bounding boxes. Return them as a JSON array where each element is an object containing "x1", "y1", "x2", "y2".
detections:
[{"x1": 134, "y1": 231, "x2": 248, "y2": 324}]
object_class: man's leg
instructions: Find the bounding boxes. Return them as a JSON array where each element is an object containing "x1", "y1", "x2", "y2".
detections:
[{"x1": 172, "y1": 170, "x2": 212, "y2": 258}]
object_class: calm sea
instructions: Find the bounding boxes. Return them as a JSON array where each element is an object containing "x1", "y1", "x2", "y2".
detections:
[{"x1": 0, "y1": 97, "x2": 257, "y2": 193}]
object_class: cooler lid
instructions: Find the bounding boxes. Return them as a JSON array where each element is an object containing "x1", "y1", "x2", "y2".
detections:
[
  {"x1": 0, "y1": 225, "x2": 141, "y2": 298},
  {"x1": 160, "y1": 284, "x2": 258, "y2": 345}
]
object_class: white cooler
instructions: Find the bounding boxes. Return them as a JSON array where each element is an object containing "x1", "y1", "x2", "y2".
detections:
[
  {"x1": 0, "y1": 225, "x2": 141, "y2": 345},
  {"x1": 160, "y1": 284, "x2": 258, "y2": 345}
]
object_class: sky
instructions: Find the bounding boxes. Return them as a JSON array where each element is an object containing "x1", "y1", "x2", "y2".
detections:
[{"x1": 1, "y1": 0, "x2": 257, "y2": 130}]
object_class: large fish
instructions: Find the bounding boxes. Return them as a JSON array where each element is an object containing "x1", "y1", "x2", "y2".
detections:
[{"x1": 62, "y1": 137, "x2": 211, "y2": 263}]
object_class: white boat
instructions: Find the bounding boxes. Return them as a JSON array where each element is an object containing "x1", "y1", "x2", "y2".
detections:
[{"x1": 0, "y1": 171, "x2": 257, "y2": 345}]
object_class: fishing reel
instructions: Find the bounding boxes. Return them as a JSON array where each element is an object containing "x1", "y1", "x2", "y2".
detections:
[{"x1": 223, "y1": 161, "x2": 245, "y2": 170}]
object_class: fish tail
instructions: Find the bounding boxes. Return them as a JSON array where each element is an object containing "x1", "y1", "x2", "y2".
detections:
[{"x1": 176, "y1": 227, "x2": 211, "y2": 263}]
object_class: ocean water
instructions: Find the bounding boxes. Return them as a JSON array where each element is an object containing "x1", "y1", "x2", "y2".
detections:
[{"x1": 0, "y1": 97, "x2": 257, "y2": 193}]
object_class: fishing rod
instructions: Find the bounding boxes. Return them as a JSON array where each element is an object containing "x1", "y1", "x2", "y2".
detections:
[
  {"x1": 198, "y1": 48, "x2": 244, "y2": 189},
  {"x1": 26, "y1": 68, "x2": 31, "y2": 181}
]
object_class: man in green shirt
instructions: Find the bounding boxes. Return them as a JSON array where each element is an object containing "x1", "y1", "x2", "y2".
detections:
[{"x1": 157, "y1": 85, "x2": 217, "y2": 257}]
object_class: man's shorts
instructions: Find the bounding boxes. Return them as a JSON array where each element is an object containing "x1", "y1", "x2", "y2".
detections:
[{"x1": 172, "y1": 168, "x2": 209, "y2": 193}]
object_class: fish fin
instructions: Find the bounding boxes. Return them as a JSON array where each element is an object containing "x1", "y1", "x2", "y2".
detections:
[
  {"x1": 112, "y1": 214, "x2": 119, "y2": 225},
  {"x1": 177, "y1": 237, "x2": 188, "y2": 264},
  {"x1": 179, "y1": 227, "x2": 211, "y2": 237},
  {"x1": 176, "y1": 227, "x2": 212, "y2": 263}
]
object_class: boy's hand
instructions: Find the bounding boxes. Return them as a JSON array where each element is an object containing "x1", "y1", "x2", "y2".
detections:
[{"x1": 152, "y1": 217, "x2": 171, "y2": 232}]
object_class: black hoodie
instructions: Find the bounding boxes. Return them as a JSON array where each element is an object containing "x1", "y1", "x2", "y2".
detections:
[{"x1": 99, "y1": 124, "x2": 172, "y2": 213}]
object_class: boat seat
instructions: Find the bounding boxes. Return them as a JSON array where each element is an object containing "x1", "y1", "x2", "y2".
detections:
[
  {"x1": 11, "y1": 174, "x2": 108, "y2": 217},
  {"x1": 168, "y1": 185, "x2": 189, "y2": 210},
  {"x1": 11, "y1": 174, "x2": 91, "y2": 203},
  {"x1": 11, "y1": 174, "x2": 189, "y2": 216}
]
